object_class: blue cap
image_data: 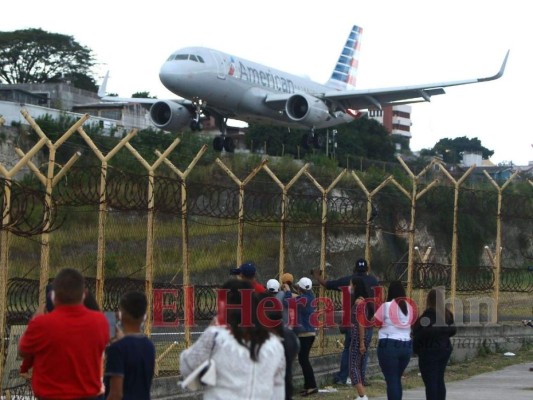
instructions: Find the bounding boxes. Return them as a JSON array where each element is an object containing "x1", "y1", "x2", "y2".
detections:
[
  {"x1": 355, "y1": 258, "x2": 368, "y2": 272},
  {"x1": 230, "y1": 262, "x2": 257, "y2": 278}
]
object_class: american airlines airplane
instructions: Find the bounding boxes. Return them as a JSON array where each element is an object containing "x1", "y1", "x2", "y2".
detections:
[{"x1": 99, "y1": 25, "x2": 509, "y2": 153}]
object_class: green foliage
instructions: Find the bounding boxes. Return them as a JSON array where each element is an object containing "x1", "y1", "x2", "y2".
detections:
[
  {"x1": 246, "y1": 116, "x2": 396, "y2": 163},
  {"x1": 132, "y1": 92, "x2": 157, "y2": 99},
  {"x1": 0, "y1": 28, "x2": 96, "y2": 91},
  {"x1": 422, "y1": 136, "x2": 495, "y2": 163},
  {"x1": 335, "y1": 117, "x2": 396, "y2": 162}
]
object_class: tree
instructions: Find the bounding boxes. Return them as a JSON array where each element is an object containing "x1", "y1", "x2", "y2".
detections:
[
  {"x1": 425, "y1": 136, "x2": 494, "y2": 163},
  {"x1": 132, "y1": 91, "x2": 157, "y2": 99},
  {"x1": 0, "y1": 28, "x2": 96, "y2": 90}
]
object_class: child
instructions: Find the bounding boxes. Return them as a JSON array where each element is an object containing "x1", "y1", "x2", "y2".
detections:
[{"x1": 105, "y1": 291, "x2": 156, "y2": 400}]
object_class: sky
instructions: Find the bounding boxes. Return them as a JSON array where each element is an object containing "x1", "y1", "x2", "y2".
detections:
[{"x1": 3, "y1": 0, "x2": 532, "y2": 165}]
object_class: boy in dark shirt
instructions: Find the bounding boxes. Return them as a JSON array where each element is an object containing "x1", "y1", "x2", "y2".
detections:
[{"x1": 105, "y1": 291, "x2": 156, "y2": 400}]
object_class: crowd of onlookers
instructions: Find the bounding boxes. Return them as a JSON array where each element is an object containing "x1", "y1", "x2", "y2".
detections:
[{"x1": 18, "y1": 261, "x2": 457, "y2": 400}]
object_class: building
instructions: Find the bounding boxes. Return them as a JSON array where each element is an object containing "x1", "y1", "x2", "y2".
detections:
[{"x1": 368, "y1": 105, "x2": 412, "y2": 139}]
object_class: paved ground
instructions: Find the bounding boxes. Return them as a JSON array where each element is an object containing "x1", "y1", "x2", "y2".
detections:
[{"x1": 373, "y1": 362, "x2": 533, "y2": 400}]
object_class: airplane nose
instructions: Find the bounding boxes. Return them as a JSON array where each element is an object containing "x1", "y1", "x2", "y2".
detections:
[{"x1": 159, "y1": 61, "x2": 179, "y2": 91}]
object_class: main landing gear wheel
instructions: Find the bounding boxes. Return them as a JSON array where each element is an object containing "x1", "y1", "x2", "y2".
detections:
[
  {"x1": 212, "y1": 136, "x2": 235, "y2": 153},
  {"x1": 301, "y1": 132, "x2": 324, "y2": 149},
  {"x1": 223, "y1": 136, "x2": 235, "y2": 153},
  {"x1": 313, "y1": 134, "x2": 325, "y2": 149},
  {"x1": 213, "y1": 136, "x2": 224, "y2": 152}
]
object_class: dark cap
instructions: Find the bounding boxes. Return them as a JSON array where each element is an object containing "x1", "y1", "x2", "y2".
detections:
[
  {"x1": 354, "y1": 258, "x2": 368, "y2": 272},
  {"x1": 229, "y1": 262, "x2": 257, "y2": 278}
]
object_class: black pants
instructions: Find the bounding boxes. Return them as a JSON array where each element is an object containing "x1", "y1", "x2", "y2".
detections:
[
  {"x1": 298, "y1": 335, "x2": 317, "y2": 390},
  {"x1": 418, "y1": 348, "x2": 452, "y2": 400}
]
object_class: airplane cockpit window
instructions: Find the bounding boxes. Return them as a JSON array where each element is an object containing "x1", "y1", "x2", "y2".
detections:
[
  {"x1": 173, "y1": 54, "x2": 189, "y2": 61},
  {"x1": 169, "y1": 53, "x2": 205, "y2": 62}
]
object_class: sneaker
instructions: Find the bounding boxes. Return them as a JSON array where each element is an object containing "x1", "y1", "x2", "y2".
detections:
[
  {"x1": 346, "y1": 377, "x2": 352, "y2": 385},
  {"x1": 356, "y1": 396, "x2": 368, "y2": 400}
]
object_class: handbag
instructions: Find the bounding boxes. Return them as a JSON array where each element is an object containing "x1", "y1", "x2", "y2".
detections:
[{"x1": 181, "y1": 332, "x2": 218, "y2": 391}]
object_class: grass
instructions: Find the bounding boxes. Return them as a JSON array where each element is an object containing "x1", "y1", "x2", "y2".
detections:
[{"x1": 296, "y1": 345, "x2": 533, "y2": 399}]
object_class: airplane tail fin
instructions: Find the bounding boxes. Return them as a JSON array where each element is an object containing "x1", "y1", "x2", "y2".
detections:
[
  {"x1": 325, "y1": 25, "x2": 363, "y2": 91},
  {"x1": 97, "y1": 71, "x2": 110, "y2": 98}
]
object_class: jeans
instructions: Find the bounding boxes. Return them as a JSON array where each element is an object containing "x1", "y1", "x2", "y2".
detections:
[
  {"x1": 377, "y1": 338, "x2": 412, "y2": 400},
  {"x1": 298, "y1": 336, "x2": 317, "y2": 389},
  {"x1": 334, "y1": 330, "x2": 351, "y2": 383},
  {"x1": 418, "y1": 348, "x2": 452, "y2": 400},
  {"x1": 336, "y1": 328, "x2": 373, "y2": 383}
]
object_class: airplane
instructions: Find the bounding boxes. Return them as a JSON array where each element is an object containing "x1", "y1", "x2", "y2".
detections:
[{"x1": 98, "y1": 25, "x2": 509, "y2": 153}]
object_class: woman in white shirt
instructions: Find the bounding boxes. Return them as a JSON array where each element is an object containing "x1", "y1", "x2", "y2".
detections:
[
  {"x1": 374, "y1": 281, "x2": 415, "y2": 400},
  {"x1": 180, "y1": 279, "x2": 286, "y2": 400}
]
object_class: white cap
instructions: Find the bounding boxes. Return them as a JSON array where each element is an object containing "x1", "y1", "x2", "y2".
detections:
[
  {"x1": 297, "y1": 277, "x2": 313, "y2": 290},
  {"x1": 266, "y1": 279, "x2": 280, "y2": 293}
]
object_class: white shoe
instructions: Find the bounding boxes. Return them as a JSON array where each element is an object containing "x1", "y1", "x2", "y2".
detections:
[
  {"x1": 346, "y1": 377, "x2": 352, "y2": 385},
  {"x1": 356, "y1": 396, "x2": 368, "y2": 400}
]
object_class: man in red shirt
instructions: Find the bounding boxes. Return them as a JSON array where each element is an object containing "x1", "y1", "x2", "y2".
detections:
[
  {"x1": 19, "y1": 268, "x2": 109, "y2": 399},
  {"x1": 230, "y1": 262, "x2": 266, "y2": 293}
]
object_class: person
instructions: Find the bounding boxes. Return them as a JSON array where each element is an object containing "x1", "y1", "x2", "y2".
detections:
[
  {"x1": 312, "y1": 258, "x2": 379, "y2": 385},
  {"x1": 412, "y1": 287, "x2": 456, "y2": 400},
  {"x1": 18, "y1": 268, "x2": 110, "y2": 399},
  {"x1": 229, "y1": 261, "x2": 266, "y2": 293},
  {"x1": 374, "y1": 280, "x2": 414, "y2": 400},
  {"x1": 349, "y1": 277, "x2": 374, "y2": 400},
  {"x1": 180, "y1": 279, "x2": 285, "y2": 399},
  {"x1": 105, "y1": 291, "x2": 156, "y2": 400},
  {"x1": 283, "y1": 277, "x2": 318, "y2": 397},
  {"x1": 20, "y1": 286, "x2": 107, "y2": 399},
  {"x1": 258, "y1": 290, "x2": 300, "y2": 400}
]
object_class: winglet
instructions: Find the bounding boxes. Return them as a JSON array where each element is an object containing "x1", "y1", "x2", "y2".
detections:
[
  {"x1": 478, "y1": 50, "x2": 509, "y2": 82},
  {"x1": 97, "y1": 71, "x2": 110, "y2": 98}
]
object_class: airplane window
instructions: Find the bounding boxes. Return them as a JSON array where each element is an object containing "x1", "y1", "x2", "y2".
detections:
[
  {"x1": 174, "y1": 54, "x2": 189, "y2": 61},
  {"x1": 190, "y1": 55, "x2": 199, "y2": 62},
  {"x1": 197, "y1": 56, "x2": 205, "y2": 63}
]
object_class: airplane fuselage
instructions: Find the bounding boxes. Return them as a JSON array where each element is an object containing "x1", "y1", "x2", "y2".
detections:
[{"x1": 158, "y1": 47, "x2": 353, "y2": 129}]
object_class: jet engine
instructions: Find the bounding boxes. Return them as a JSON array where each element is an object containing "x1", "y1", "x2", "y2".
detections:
[
  {"x1": 285, "y1": 94, "x2": 330, "y2": 126},
  {"x1": 149, "y1": 101, "x2": 192, "y2": 131}
]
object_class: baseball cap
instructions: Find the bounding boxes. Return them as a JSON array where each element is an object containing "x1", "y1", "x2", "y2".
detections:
[
  {"x1": 355, "y1": 258, "x2": 368, "y2": 272},
  {"x1": 266, "y1": 279, "x2": 280, "y2": 293},
  {"x1": 230, "y1": 262, "x2": 257, "y2": 278},
  {"x1": 297, "y1": 277, "x2": 313, "y2": 290},
  {"x1": 281, "y1": 273, "x2": 294, "y2": 284}
]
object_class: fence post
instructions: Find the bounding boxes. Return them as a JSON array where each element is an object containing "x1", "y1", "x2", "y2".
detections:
[
  {"x1": 0, "y1": 136, "x2": 47, "y2": 391},
  {"x1": 304, "y1": 169, "x2": 347, "y2": 355},
  {"x1": 391, "y1": 157, "x2": 439, "y2": 298},
  {"x1": 16, "y1": 110, "x2": 86, "y2": 307},
  {"x1": 158, "y1": 145, "x2": 208, "y2": 348},
  {"x1": 262, "y1": 163, "x2": 309, "y2": 280},
  {"x1": 437, "y1": 163, "x2": 475, "y2": 314},
  {"x1": 76, "y1": 127, "x2": 137, "y2": 306},
  {"x1": 215, "y1": 158, "x2": 267, "y2": 266},
  {"x1": 125, "y1": 138, "x2": 182, "y2": 336},
  {"x1": 483, "y1": 170, "x2": 519, "y2": 323},
  {"x1": 351, "y1": 172, "x2": 394, "y2": 267}
]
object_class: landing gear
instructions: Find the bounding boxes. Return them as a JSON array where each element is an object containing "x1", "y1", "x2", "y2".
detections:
[
  {"x1": 212, "y1": 116, "x2": 235, "y2": 153},
  {"x1": 190, "y1": 119, "x2": 203, "y2": 131},
  {"x1": 301, "y1": 130, "x2": 324, "y2": 149},
  {"x1": 191, "y1": 97, "x2": 205, "y2": 132},
  {"x1": 213, "y1": 136, "x2": 224, "y2": 152}
]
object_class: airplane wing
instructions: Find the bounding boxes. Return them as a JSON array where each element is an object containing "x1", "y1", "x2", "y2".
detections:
[{"x1": 321, "y1": 50, "x2": 509, "y2": 111}]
